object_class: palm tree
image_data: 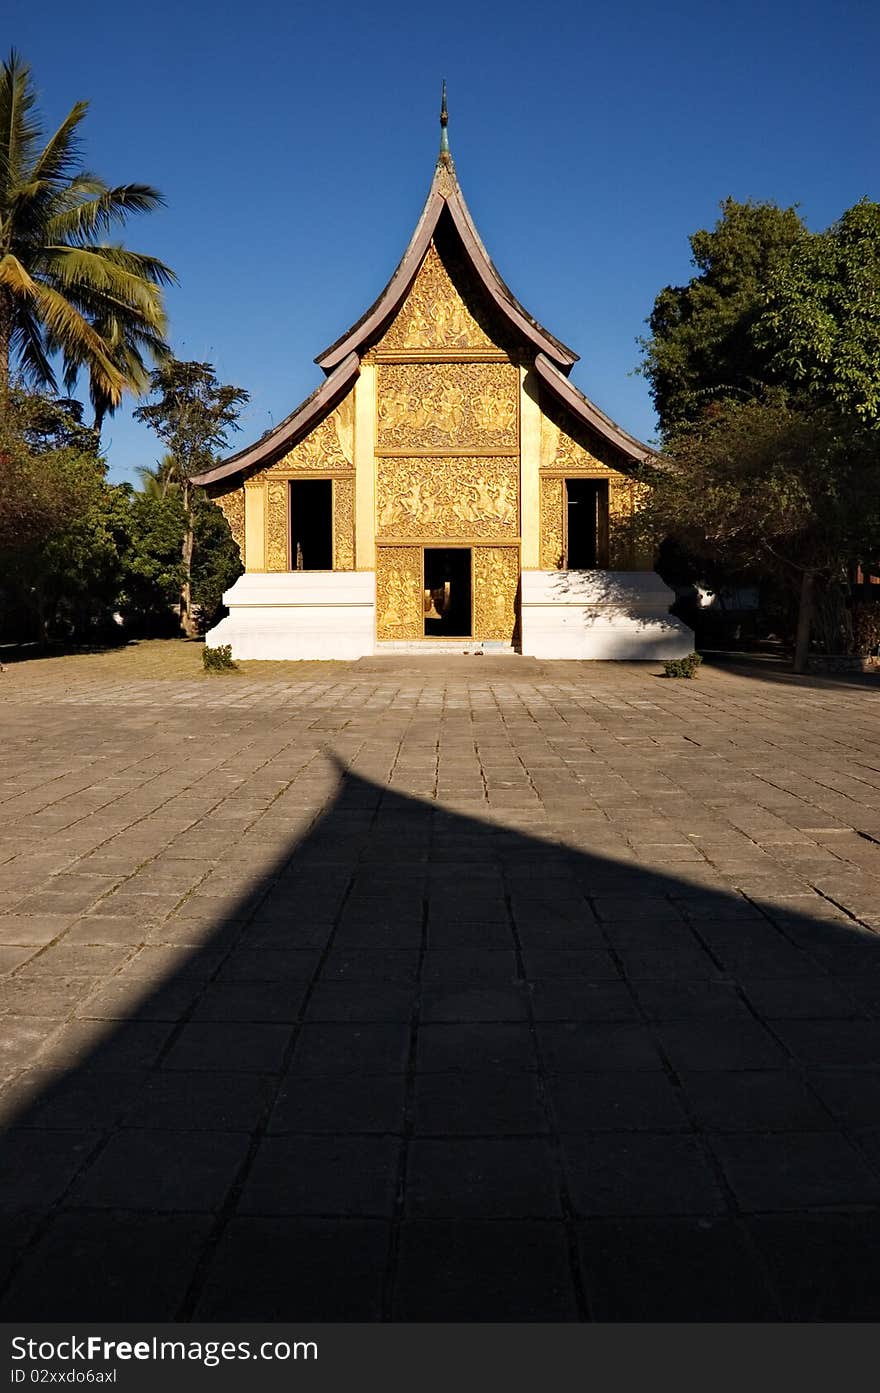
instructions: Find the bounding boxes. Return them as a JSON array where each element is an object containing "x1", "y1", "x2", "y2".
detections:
[
  {"x1": 0, "y1": 51, "x2": 175, "y2": 422},
  {"x1": 135, "y1": 455, "x2": 178, "y2": 498}
]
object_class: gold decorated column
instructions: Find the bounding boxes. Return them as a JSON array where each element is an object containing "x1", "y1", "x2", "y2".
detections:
[
  {"x1": 244, "y1": 478, "x2": 267, "y2": 572},
  {"x1": 520, "y1": 367, "x2": 541, "y2": 569},
  {"x1": 354, "y1": 363, "x2": 377, "y2": 570}
]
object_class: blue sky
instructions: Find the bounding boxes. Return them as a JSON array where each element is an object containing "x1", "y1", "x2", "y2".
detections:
[{"x1": 8, "y1": 0, "x2": 880, "y2": 482}]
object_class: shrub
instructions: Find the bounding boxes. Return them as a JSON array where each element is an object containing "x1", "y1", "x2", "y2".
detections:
[
  {"x1": 663, "y1": 652, "x2": 702, "y2": 679},
  {"x1": 853, "y1": 600, "x2": 880, "y2": 657},
  {"x1": 202, "y1": 643, "x2": 237, "y2": 672}
]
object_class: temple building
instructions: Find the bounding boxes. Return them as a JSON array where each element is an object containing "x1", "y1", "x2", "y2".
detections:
[{"x1": 194, "y1": 94, "x2": 692, "y2": 661}]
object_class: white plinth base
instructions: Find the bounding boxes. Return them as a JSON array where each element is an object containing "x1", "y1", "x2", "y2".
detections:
[
  {"x1": 520, "y1": 570, "x2": 694, "y2": 660},
  {"x1": 204, "y1": 572, "x2": 376, "y2": 661}
]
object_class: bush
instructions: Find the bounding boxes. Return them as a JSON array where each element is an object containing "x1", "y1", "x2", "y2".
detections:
[
  {"x1": 853, "y1": 600, "x2": 880, "y2": 657},
  {"x1": 663, "y1": 652, "x2": 702, "y2": 679},
  {"x1": 202, "y1": 643, "x2": 237, "y2": 672}
]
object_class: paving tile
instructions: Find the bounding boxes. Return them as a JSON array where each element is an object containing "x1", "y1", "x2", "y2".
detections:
[
  {"x1": 547, "y1": 1073, "x2": 691, "y2": 1132},
  {"x1": 0, "y1": 1129, "x2": 99, "y2": 1209},
  {"x1": 537, "y1": 1023, "x2": 664, "y2": 1072},
  {"x1": 195, "y1": 1218, "x2": 389, "y2": 1319},
  {"x1": 37, "y1": 1020, "x2": 173, "y2": 1071},
  {"x1": 413, "y1": 1071, "x2": 547, "y2": 1134},
  {"x1": 239, "y1": 1135, "x2": 400, "y2": 1216},
  {"x1": 416, "y1": 1023, "x2": 537, "y2": 1073},
  {"x1": 320, "y1": 949, "x2": 420, "y2": 983},
  {"x1": 269, "y1": 1074, "x2": 406, "y2": 1134},
  {"x1": 422, "y1": 950, "x2": 518, "y2": 986},
  {"x1": 192, "y1": 981, "x2": 308, "y2": 1023},
  {"x1": 530, "y1": 981, "x2": 639, "y2": 1021},
  {"x1": 394, "y1": 1221, "x2": 578, "y2": 1320},
  {"x1": 806, "y1": 1069, "x2": 880, "y2": 1127},
  {"x1": 305, "y1": 982, "x2": 415, "y2": 1022},
  {"x1": 405, "y1": 1139, "x2": 560, "y2": 1217},
  {"x1": 750, "y1": 1212, "x2": 880, "y2": 1319},
  {"x1": 678, "y1": 1070, "x2": 832, "y2": 1132},
  {"x1": 289, "y1": 1023, "x2": 411, "y2": 1076},
  {"x1": 162, "y1": 1022, "x2": 291, "y2": 1072},
  {"x1": 770, "y1": 1019, "x2": 880, "y2": 1067},
  {"x1": 5, "y1": 1069, "x2": 147, "y2": 1131},
  {"x1": 420, "y1": 985, "x2": 530, "y2": 1022},
  {"x1": 711, "y1": 1132, "x2": 880, "y2": 1210},
  {"x1": 126, "y1": 1070, "x2": 276, "y2": 1131},
  {"x1": 0, "y1": 1213, "x2": 213, "y2": 1319},
  {"x1": 562, "y1": 1134, "x2": 726, "y2": 1217},
  {"x1": 655, "y1": 1019, "x2": 787, "y2": 1071},
  {"x1": 578, "y1": 1218, "x2": 779, "y2": 1320},
  {"x1": 70, "y1": 1128, "x2": 250, "y2": 1210},
  {"x1": 633, "y1": 980, "x2": 750, "y2": 1021}
]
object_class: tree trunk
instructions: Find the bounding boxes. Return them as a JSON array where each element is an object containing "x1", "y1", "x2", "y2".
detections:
[
  {"x1": 180, "y1": 478, "x2": 197, "y2": 638},
  {"x1": 0, "y1": 288, "x2": 12, "y2": 408},
  {"x1": 793, "y1": 570, "x2": 816, "y2": 674}
]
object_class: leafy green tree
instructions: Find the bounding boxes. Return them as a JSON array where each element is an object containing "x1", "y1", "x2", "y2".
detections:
[
  {"x1": 0, "y1": 51, "x2": 174, "y2": 423},
  {"x1": 191, "y1": 493, "x2": 243, "y2": 629},
  {"x1": 115, "y1": 487, "x2": 185, "y2": 634},
  {"x1": 637, "y1": 397, "x2": 880, "y2": 670},
  {"x1": 0, "y1": 391, "x2": 123, "y2": 641},
  {"x1": 758, "y1": 198, "x2": 880, "y2": 424},
  {"x1": 134, "y1": 360, "x2": 249, "y2": 636},
  {"x1": 640, "y1": 198, "x2": 805, "y2": 437}
]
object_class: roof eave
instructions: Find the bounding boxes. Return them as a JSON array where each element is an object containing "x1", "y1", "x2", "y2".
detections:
[
  {"x1": 191, "y1": 352, "x2": 361, "y2": 488},
  {"x1": 316, "y1": 160, "x2": 578, "y2": 372},
  {"x1": 533, "y1": 352, "x2": 654, "y2": 465}
]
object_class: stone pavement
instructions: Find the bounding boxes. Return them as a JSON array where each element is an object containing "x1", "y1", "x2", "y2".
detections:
[{"x1": 3, "y1": 648, "x2": 880, "y2": 1320}]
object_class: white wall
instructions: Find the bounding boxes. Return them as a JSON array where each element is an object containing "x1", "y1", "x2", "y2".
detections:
[
  {"x1": 204, "y1": 572, "x2": 376, "y2": 661},
  {"x1": 521, "y1": 570, "x2": 694, "y2": 660}
]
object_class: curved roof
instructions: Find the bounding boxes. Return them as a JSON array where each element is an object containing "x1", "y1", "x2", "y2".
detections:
[
  {"x1": 191, "y1": 352, "x2": 359, "y2": 487},
  {"x1": 534, "y1": 353, "x2": 654, "y2": 465},
  {"x1": 194, "y1": 145, "x2": 653, "y2": 488},
  {"x1": 316, "y1": 155, "x2": 578, "y2": 372}
]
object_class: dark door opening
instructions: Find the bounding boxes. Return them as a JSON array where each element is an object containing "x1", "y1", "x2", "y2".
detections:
[
  {"x1": 290, "y1": 479, "x2": 333, "y2": 570},
  {"x1": 424, "y1": 548, "x2": 472, "y2": 637},
  {"x1": 566, "y1": 479, "x2": 606, "y2": 568}
]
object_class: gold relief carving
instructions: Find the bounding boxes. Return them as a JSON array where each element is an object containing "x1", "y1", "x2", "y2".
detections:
[
  {"x1": 379, "y1": 244, "x2": 495, "y2": 353},
  {"x1": 473, "y1": 547, "x2": 519, "y2": 642},
  {"x1": 377, "y1": 456, "x2": 518, "y2": 540},
  {"x1": 270, "y1": 405, "x2": 354, "y2": 474},
  {"x1": 609, "y1": 478, "x2": 651, "y2": 568},
  {"x1": 377, "y1": 363, "x2": 518, "y2": 451},
  {"x1": 376, "y1": 547, "x2": 423, "y2": 641},
  {"x1": 540, "y1": 416, "x2": 617, "y2": 475},
  {"x1": 265, "y1": 480, "x2": 289, "y2": 571},
  {"x1": 214, "y1": 488, "x2": 245, "y2": 564},
  {"x1": 540, "y1": 476, "x2": 565, "y2": 569},
  {"x1": 333, "y1": 477, "x2": 355, "y2": 571}
]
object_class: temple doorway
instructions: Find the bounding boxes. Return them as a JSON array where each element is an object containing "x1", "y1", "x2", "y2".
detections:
[
  {"x1": 290, "y1": 479, "x2": 332, "y2": 570},
  {"x1": 424, "y1": 548, "x2": 472, "y2": 637},
  {"x1": 566, "y1": 479, "x2": 608, "y2": 568}
]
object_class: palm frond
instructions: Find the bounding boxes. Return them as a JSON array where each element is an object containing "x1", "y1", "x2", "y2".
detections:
[
  {"x1": 26, "y1": 99, "x2": 88, "y2": 186},
  {"x1": 0, "y1": 251, "x2": 37, "y2": 296},
  {"x1": 46, "y1": 184, "x2": 167, "y2": 243},
  {"x1": 43, "y1": 245, "x2": 170, "y2": 321},
  {"x1": 13, "y1": 306, "x2": 55, "y2": 388},
  {"x1": 0, "y1": 51, "x2": 41, "y2": 197},
  {"x1": 32, "y1": 280, "x2": 126, "y2": 402}
]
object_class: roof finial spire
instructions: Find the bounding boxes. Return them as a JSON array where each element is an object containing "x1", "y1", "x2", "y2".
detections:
[{"x1": 439, "y1": 79, "x2": 450, "y2": 158}]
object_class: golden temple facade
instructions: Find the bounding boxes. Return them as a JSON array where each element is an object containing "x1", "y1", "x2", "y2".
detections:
[{"x1": 196, "y1": 107, "x2": 692, "y2": 661}]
